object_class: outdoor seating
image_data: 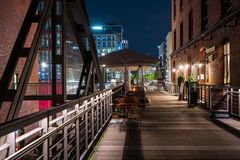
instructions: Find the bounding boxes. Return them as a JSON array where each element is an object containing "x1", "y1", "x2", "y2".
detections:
[{"x1": 114, "y1": 96, "x2": 142, "y2": 127}]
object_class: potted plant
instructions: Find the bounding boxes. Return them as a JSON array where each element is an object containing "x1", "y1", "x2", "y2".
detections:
[{"x1": 185, "y1": 75, "x2": 195, "y2": 88}]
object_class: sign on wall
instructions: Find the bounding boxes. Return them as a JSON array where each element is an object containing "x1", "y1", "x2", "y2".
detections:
[{"x1": 206, "y1": 46, "x2": 216, "y2": 63}]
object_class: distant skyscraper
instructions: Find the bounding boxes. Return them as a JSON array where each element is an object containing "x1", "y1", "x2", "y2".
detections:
[
  {"x1": 158, "y1": 32, "x2": 172, "y2": 81},
  {"x1": 90, "y1": 25, "x2": 128, "y2": 56}
]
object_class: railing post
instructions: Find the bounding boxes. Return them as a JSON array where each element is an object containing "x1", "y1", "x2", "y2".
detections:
[
  {"x1": 41, "y1": 117, "x2": 49, "y2": 160},
  {"x1": 91, "y1": 97, "x2": 94, "y2": 141},
  {"x1": 239, "y1": 89, "x2": 240, "y2": 117},
  {"x1": 230, "y1": 88, "x2": 233, "y2": 115},
  {"x1": 75, "y1": 104, "x2": 80, "y2": 160},
  {"x1": 7, "y1": 132, "x2": 15, "y2": 156},
  {"x1": 106, "y1": 92, "x2": 109, "y2": 118},
  {"x1": 96, "y1": 95, "x2": 99, "y2": 132},
  {"x1": 63, "y1": 109, "x2": 68, "y2": 160},
  {"x1": 200, "y1": 85, "x2": 202, "y2": 107},
  {"x1": 84, "y1": 100, "x2": 89, "y2": 149},
  {"x1": 110, "y1": 90, "x2": 113, "y2": 115},
  {"x1": 103, "y1": 92, "x2": 106, "y2": 122},
  {"x1": 100, "y1": 94, "x2": 103, "y2": 127}
]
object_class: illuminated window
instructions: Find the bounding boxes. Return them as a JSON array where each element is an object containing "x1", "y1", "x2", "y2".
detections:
[{"x1": 224, "y1": 41, "x2": 230, "y2": 85}]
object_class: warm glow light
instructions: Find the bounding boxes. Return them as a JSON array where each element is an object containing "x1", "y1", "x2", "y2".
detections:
[
  {"x1": 172, "y1": 68, "x2": 176, "y2": 72},
  {"x1": 185, "y1": 64, "x2": 189, "y2": 69},
  {"x1": 102, "y1": 64, "x2": 106, "y2": 67},
  {"x1": 179, "y1": 65, "x2": 184, "y2": 70},
  {"x1": 199, "y1": 63, "x2": 203, "y2": 68}
]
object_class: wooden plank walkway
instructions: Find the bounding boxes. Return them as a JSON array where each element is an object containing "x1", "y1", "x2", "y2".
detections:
[{"x1": 90, "y1": 91, "x2": 240, "y2": 160}]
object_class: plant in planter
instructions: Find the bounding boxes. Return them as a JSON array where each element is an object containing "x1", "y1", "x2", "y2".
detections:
[{"x1": 185, "y1": 75, "x2": 195, "y2": 87}]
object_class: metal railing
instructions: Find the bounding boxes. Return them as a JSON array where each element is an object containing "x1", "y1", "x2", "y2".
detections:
[
  {"x1": 13, "y1": 82, "x2": 123, "y2": 96},
  {"x1": 0, "y1": 86, "x2": 123, "y2": 160},
  {"x1": 197, "y1": 84, "x2": 240, "y2": 118},
  {"x1": 198, "y1": 84, "x2": 213, "y2": 110},
  {"x1": 164, "y1": 81, "x2": 178, "y2": 95},
  {"x1": 13, "y1": 82, "x2": 79, "y2": 96}
]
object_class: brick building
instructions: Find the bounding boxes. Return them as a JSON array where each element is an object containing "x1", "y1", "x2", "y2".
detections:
[
  {"x1": 171, "y1": 0, "x2": 240, "y2": 86},
  {"x1": 0, "y1": 0, "x2": 39, "y2": 123}
]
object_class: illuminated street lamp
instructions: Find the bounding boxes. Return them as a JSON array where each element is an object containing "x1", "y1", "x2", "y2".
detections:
[{"x1": 179, "y1": 65, "x2": 184, "y2": 71}]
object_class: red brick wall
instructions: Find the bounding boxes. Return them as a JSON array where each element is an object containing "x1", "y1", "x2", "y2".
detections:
[
  {"x1": 0, "y1": 0, "x2": 39, "y2": 123},
  {"x1": 171, "y1": 0, "x2": 240, "y2": 87}
]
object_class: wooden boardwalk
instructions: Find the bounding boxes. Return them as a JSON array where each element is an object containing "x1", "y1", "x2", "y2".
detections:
[{"x1": 90, "y1": 91, "x2": 240, "y2": 160}]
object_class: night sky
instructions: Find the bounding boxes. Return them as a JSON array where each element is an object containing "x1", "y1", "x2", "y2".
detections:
[{"x1": 86, "y1": 0, "x2": 172, "y2": 58}]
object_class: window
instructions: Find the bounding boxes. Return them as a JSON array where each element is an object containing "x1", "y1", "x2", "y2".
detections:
[
  {"x1": 173, "y1": 0, "x2": 176, "y2": 20},
  {"x1": 180, "y1": 0, "x2": 183, "y2": 11},
  {"x1": 57, "y1": 64, "x2": 61, "y2": 80},
  {"x1": 201, "y1": 0, "x2": 208, "y2": 31},
  {"x1": 174, "y1": 30, "x2": 176, "y2": 50},
  {"x1": 103, "y1": 42, "x2": 106, "y2": 47},
  {"x1": 102, "y1": 36, "x2": 106, "y2": 41},
  {"x1": 221, "y1": 0, "x2": 232, "y2": 16},
  {"x1": 189, "y1": 10, "x2": 193, "y2": 40},
  {"x1": 180, "y1": 22, "x2": 183, "y2": 46},
  {"x1": 224, "y1": 41, "x2": 230, "y2": 85}
]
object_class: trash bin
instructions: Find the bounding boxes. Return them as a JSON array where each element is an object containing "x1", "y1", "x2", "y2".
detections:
[{"x1": 188, "y1": 82, "x2": 198, "y2": 105}]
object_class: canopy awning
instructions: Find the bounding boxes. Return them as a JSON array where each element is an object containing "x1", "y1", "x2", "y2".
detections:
[{"x1": 99, "y1": 49, "x2": 159, "y2": 67}]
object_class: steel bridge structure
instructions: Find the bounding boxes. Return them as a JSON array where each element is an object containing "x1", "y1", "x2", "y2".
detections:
[{"x1": 0, "y1": 0, "x2": 121, "y2": 159}]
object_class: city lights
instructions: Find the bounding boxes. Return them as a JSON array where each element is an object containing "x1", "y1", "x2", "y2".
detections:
[
  {"x1": 92, "y1": 26, "x2": 103, "y2": 30},
  {"x1": 41, "y1": 62, "x2": 47, "y2": 68}
]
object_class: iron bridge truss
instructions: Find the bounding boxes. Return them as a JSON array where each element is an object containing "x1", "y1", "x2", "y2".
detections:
[{"x1": 0, "y1": 0, "x2": 104, "y2": 122}]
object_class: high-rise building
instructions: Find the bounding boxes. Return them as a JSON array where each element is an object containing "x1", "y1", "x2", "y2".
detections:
[
  {"x1": 166, "y1": 32, "x2": 173, "y2": 82},
  {"x1": 158, "y1": 42, "x2": 167, "y2": 80},
  {"x1": 158, "y1": 32, "x2": 173, "y2": 81},
  {"x1": 171, "y1": 0, "x2": 240, "y2": 86},
  {"x1": 90, "y1": 25, "x2": 127, "y2": 56}
]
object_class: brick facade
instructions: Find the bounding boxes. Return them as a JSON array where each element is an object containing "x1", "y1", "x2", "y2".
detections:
[
  {"x1": 171, "y1": 0, "x2": 240, "y2": 86},
  {"x1": 0, "y1": 0, "x2": 39, "y2": 123}
]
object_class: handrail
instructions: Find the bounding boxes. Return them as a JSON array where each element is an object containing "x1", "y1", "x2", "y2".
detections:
[
  {"x1": 5, "y1": 104, "x2": 89, "y2": 160},
  {"x1": 0, "y1": 85, "x2": 123, "y2": 160},
  {"x1": 0, "y1": 85, "x2": 122, "y2": 137}
]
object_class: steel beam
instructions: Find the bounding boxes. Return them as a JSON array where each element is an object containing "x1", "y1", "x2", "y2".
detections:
[{"x1": 6, "y1": 0, "x2": 55, "y2": 121}]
